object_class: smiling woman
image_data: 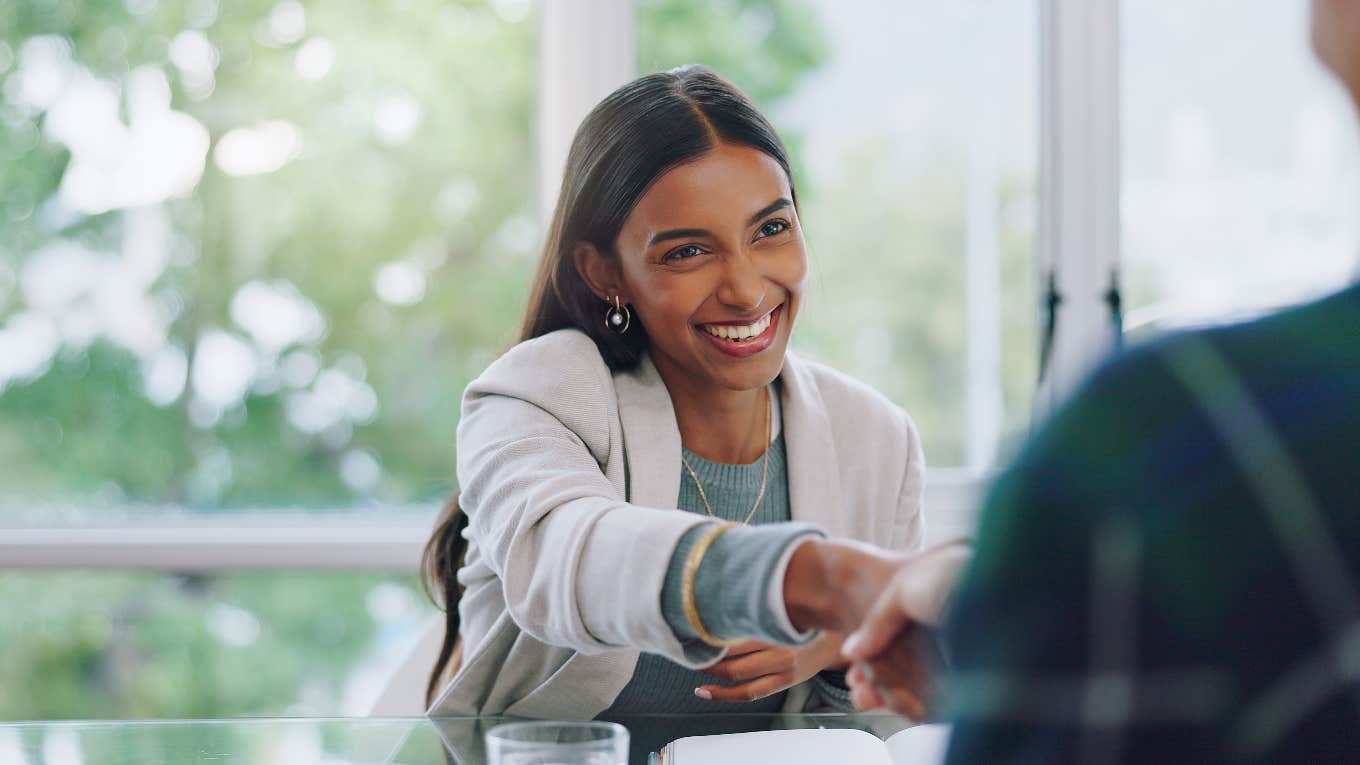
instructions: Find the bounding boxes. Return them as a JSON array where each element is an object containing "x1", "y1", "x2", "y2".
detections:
[
  {"x1": 577, "y1": 142, "x2": 806, "y2": 463},
  {"x1": 422, "y1": 66, "x2": 928, "y2": 719}
]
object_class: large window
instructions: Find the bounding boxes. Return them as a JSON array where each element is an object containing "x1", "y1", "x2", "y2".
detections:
[
  {"x1": 1, "y1": 0, "x2": 536, "y2": 517},
  {"x1": 1122, "y1": 0, "x2": 1359, "y2": 338},
  {"x1": 0, "y1": 572, "x2": 426, "y2": 718},
  {"x1": 639, "y1": 0, "x2": 1041, "y2": 470},
  {"x1": 1, "y1": 0, "x2": 534, "y2": 717}
]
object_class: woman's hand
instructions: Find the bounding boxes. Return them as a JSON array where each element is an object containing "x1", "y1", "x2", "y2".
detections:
[
  {"x1": 694, "y1": 632, "x2": 848, "y2": 703},
  {"x1": 781, "y1": 538, "x2": 906, "y2": 634}
]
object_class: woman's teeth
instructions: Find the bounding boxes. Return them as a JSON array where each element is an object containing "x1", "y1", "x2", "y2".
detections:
[{"x1": 702, "y1": 312, "x2": 772, "y2": 341}]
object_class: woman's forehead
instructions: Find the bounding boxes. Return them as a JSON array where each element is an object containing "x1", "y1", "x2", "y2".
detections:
[{"x1": 628, "y1": 144, "x2": 792, "y2": 232}]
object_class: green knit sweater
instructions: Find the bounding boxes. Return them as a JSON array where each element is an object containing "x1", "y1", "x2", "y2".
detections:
[{"x1": 600, "y1": 422, "x2": 853, "y2": 716}]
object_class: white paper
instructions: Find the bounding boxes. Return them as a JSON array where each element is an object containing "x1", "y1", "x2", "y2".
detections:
[
  {"x1": 660, "y1": 724, "x2": 952, "y2": 765},
  {"x1": 884, "y1": 724, "x2": 951, "y2": 765},
  {"x1": 664, "y1": 728, "x2": 891, "y2": 765}
]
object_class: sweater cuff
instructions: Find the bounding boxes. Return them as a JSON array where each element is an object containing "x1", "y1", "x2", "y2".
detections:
[
  {"x1": 661, "y1": 522, "x2": 825, "y2": 647},
  {"x1": 811, "y1": 671, "x2": 856, "y2": 711},
  {"x1": 768, "y1": 536, "x2": 819, "y2": 643}
]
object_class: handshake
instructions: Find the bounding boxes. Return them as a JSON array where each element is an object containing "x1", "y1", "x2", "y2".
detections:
[{"x1": 780, "y1": 538, "x2": 971, "y2": 718}]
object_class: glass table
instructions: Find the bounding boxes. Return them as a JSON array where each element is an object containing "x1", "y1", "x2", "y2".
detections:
[{"x1": 0, "y1": 713, "x2": 914, "y2": 764}]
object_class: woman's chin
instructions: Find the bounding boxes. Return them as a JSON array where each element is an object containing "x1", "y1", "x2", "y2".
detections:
[{"x1": 705, "y1": 343, "x2": 789, "y2": 391}]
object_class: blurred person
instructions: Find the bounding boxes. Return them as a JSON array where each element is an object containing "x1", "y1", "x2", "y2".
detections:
[
  {"x1": 420, "y1": 66, "x2": 928, "y2": 719},
  {"x1": 826, "y1": 1, "x2": 1360, "y2": 760}
]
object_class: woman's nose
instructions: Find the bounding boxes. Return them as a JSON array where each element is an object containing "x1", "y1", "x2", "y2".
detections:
[{"x1": 716, "y1": 252, "x2": 766, "y2": 311}]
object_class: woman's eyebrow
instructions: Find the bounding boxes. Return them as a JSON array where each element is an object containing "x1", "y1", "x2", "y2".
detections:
[
  {"x1": 646, "y1": 198, "x2": 793, "y2": 247},
  {"x1": 648, "y1": 227, "x2": 710, "y2": 247},
  {"x1": 746, "y1": 197, "x2": 792, "y2": 226}
]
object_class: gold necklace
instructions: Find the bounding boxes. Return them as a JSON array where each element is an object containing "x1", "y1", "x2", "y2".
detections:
[{"x1": 680, "y1": 387, "x2": 771, "y2": 526}]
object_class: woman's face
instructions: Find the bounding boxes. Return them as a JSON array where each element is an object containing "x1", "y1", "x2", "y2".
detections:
[{"x1": 612, "y1": 142, "x2": 808, "y2": 395}]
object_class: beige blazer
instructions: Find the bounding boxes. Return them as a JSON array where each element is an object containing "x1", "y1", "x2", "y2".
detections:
[{"x1": 428, "y1": 329, "x2": 925, "y2": 718}]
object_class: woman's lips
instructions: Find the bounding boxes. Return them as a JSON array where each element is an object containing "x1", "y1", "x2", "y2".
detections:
[{"x1": 695, "y1": 305, "x2": 782, "y2": 359}]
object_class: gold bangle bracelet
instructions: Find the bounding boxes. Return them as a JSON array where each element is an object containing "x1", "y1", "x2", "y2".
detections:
[{"x1": 681, "y1": 521, "x2": 746, "y2": 648}]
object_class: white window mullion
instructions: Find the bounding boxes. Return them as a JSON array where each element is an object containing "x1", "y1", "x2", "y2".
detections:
[
  {"x1": 963, "y1": 20, "x2": 1005, "y2": 473},
  {"x1": 537, "y1": 0, "x2": 638, "y2": 219},
  {"x1": 1037, "y1": 0, "x2": 1122, "y2": 418},
  {"x1": 0, "y1": 518, "x2": 434, "y2": 571}
]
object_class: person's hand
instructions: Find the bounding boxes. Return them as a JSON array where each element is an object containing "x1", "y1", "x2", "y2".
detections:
[
  {"x1": 781, "y1": 539, "x2": 907, "y2": 634},
  {"x1": 694, "y1": 633, "x2": 847, "y2": 703},
  {"x1": 841, "y1": 541, "x2": 971, "y2": 717},
  {"x1": 845, "y1": 625, "x2": 941, "y2": 718}
]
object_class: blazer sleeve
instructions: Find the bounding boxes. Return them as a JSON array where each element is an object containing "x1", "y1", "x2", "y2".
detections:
[
  {"x1": 893, "y1": 409, "x2": 928, "y2": 553},
  {"x1": 455, "y1": 337, "x2": 717, "y2": 667}
]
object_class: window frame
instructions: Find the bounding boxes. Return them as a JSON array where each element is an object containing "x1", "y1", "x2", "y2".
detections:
[{"x1": 0, "y1": 0, "x2": 1119, "y2": 571}]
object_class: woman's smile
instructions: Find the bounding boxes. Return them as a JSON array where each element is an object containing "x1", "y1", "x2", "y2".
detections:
[{"x1": 695, "y1": 303, "x2": 783, "y2": 359}]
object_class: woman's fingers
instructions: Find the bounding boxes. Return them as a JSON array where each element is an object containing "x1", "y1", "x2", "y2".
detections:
[
  {"x1": 702, "y1": 646, "x2": 793, "y2": 682},
  {"x1": 698, "y1": 636, "x2": 845, "y2": 701},
  {"x1": 695, "y1": 673, "x2": 789, "y2": 703},
  {"x1": 723, "y1": 640, "x2": 769, "y2": 657}
]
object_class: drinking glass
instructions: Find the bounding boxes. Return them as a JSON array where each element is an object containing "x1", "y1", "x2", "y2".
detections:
[{"x1": 484, "y1": 721, "x2": 629, "y2": 765}]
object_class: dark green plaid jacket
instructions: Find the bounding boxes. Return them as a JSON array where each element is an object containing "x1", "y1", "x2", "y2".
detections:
[{"x1": 942, "y1": 283, "x2": 1360, "y2": 764}]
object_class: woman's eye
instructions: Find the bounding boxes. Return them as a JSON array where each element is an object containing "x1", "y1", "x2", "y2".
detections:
[
  {"x1": 757, "y1": 219, "x2": 789, "y2": 238},
  {"x1": 666, "y1": 244, "x2": 704, "y2": 261}
]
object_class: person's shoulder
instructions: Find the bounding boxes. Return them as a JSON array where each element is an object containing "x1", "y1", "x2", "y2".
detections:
[
  {"x1": 1015, "y1": 285, "x2": 1360, "y2": 484},
  {"x1": 1079, "y1": 282, "x2": 1360, "y2": 405},
  {"x1": 489, "y1": 328, "x2": 607, "y2": 373},
  {"x1": 1032, "y1": 329, "x2": 1199, "y2": 465},
  {"x1": 1199, "y1": 282, "x2": 1360, "y2": 370},
  {"x1": 1240, "y1": 280, "x2": 1359, "y2": 334},
  {"x1": 467, "y1": 328, "x2": 614, "y2": 408}
]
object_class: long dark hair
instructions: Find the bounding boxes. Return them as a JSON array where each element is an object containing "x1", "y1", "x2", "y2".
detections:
[{"x1": 421, "y1": 65, "x2": 796, "y2": 707}]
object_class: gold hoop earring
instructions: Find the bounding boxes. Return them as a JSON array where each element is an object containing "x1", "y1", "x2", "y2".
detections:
[{"x1": 604, "y1": 295, "x2": 631, "y2": 334}]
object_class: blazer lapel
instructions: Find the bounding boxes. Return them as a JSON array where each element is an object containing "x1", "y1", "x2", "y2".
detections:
[
  {"x1": 613, "y1": 353, "x2": 683, "y2": 509},
  {"x1": 779, "y1": 352, "x2": 846, "y2": 536}
]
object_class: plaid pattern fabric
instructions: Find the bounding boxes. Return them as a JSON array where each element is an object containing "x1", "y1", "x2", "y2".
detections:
[{"x1": 941, "y1": 284, "x2": 1360, "y2": 763}]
